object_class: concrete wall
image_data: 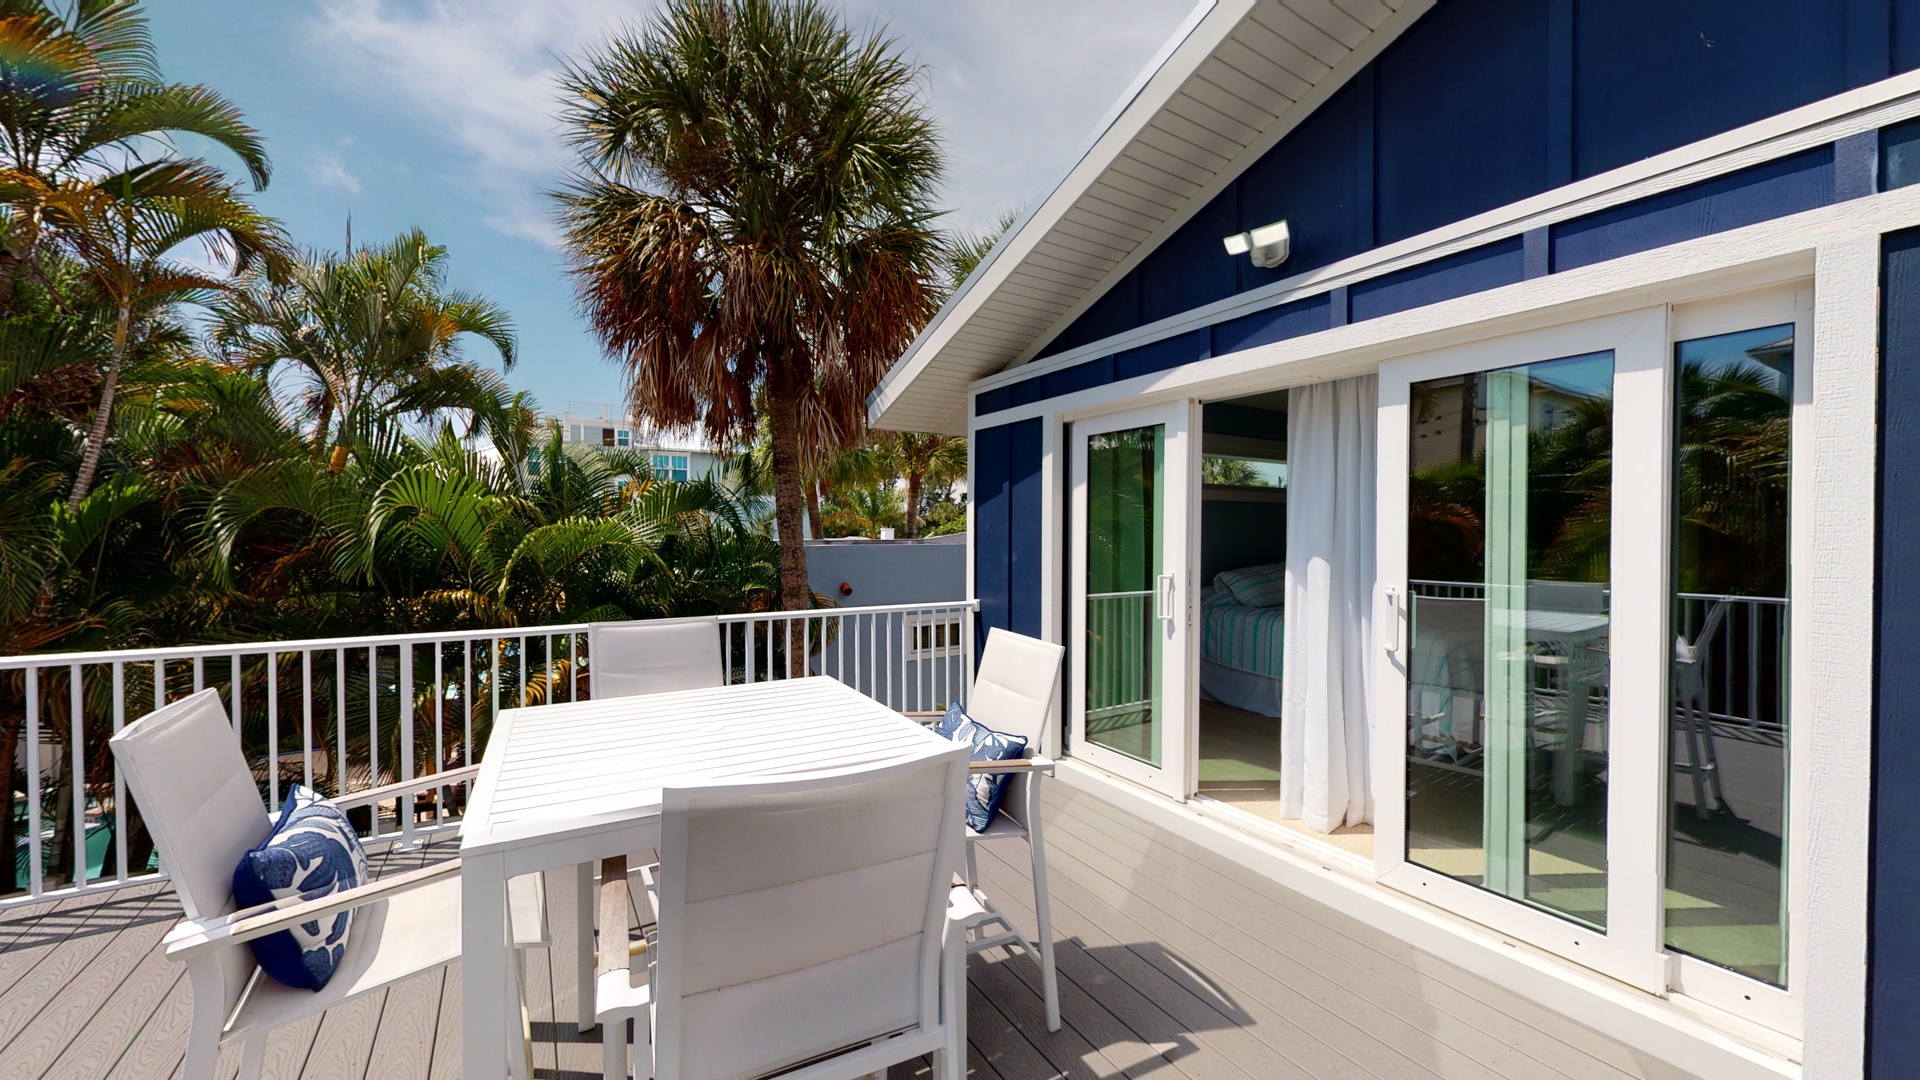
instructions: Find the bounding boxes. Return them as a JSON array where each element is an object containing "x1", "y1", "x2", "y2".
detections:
[{"x1": 805, "y1": 535, "x2": 967, "y2": 608}]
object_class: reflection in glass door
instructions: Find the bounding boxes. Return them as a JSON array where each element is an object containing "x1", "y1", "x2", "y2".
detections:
[
  {"x1": 1085, "y1": 425, "x2": 1165, "y2": 765},
  {"x1": 1404, "y1": 351, "x2": 1615, "y2": 928},
  {"x1": 1070, "y1": 401, "x2": 1193, "y2": 800}
]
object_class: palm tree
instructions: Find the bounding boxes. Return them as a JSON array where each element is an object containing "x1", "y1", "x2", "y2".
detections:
[
  {"x1": 555, "y1": 0, "x2": 946, "y2": 629},
  {"x1": 876, "y1": 431, "x2": 964, "y2": 538},
  {"x1": 2, "y1": 158, "x2": 291, "y2": 517},
  {"x1": 0, "y1": 0, "x2": 271, "y2": 313},
  {"x1": 210, "y1": 228, "x2": 518, "y2": 474}
]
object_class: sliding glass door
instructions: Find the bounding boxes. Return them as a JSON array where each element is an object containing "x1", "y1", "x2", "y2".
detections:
[
  {"x1": 1070, "y1": 401, "x2": 1195, "y2": 799},
  {"x1": 1374, "y1": 293, "x2": 1808, "y2": 1030}
]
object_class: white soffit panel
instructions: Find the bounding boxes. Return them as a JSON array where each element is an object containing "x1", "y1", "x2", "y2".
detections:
[{"x1": 869, "y1": 0, "x2": 1432, "y2": 434}]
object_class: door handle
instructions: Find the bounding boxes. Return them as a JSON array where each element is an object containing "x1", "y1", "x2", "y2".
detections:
[
  {"x1": 1379, "y1": 587, "x2": 1403, "y2": 655},
  {"x1": 1155, "y1": 573, "x2": 1176, "y2": 623}
]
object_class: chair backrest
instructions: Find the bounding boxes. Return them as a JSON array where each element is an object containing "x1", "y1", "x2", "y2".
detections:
[
  {"x1": 110, "y1": 688, "x2": 269, "y2": 1019},
  {"x1": 588, "y1": 617, "x2": 724, "y2": 699},
  {"x1": 651, "y1": 742, "x2": 969, "y2": 1080},
  {"x1": 968, "y1": 628, "x2": 1065, "y2": 750}
]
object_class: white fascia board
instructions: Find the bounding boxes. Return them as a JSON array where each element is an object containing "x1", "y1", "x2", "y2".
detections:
[{"x1": 866, "y1": 0, "x2": 1235, "y2": 429}]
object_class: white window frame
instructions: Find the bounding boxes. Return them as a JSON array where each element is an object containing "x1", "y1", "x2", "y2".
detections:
[{"x1": 902, "y1": 611, "x2": 965, "y2": 662}]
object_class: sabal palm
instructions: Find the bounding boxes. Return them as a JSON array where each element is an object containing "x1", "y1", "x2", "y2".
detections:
[
  {"x1": 211, "y1": 228, "x2": 518, "y2": 473},
  {"x1": 555, "y1": 0, "x2": 946, "y2": 617},
  {"x1": 876, "y1": 431, "x2": 964, "y2": 537},
  {"x1": 0, "y1": 157, "x2": 291, "y2": 515},
  {"x1": 0, "y1": 0, "x2": 270, "y2": 311}
]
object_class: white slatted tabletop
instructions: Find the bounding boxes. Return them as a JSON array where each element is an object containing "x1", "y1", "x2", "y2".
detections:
[{"x1": 459, "y1": 676, "x2": 947, "y2": 1080}]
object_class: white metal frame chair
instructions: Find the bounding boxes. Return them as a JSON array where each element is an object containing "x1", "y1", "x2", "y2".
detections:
[
  {"x1": 594, "y1": 742, "x2": 976, "y2": 1080},
  {"x1": 111, "y1": 688, "x2": 548, "y2": 1080},
  {"x1": 1674, "y1": 599, "x2": 1731, "y2": 819},
  {"x1": 588, "y1": 617, "x2": 725, "y2": 699},
  {"x1": 913, "y1": 627, "x2": 1067, "y2": 1033}
]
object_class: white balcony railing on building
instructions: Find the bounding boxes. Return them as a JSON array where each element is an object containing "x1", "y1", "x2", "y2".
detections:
[{"x1": 0, "y1": 600, "x2": 977, "y2": 907}]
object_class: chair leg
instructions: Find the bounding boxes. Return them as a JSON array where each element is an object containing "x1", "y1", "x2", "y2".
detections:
[
  {"x1": 602, "y1": 1016, "x2": 627, "y2": 1080},
  {"x1": 236, "y1": 1033, "x2": 267, "y2": 1080},
  {"x1": 507, "y1": 945, "x2": 536, "y2": 1080},
  {"x1": 936, "y1": 925, "x2": 968, "y2": 1080},
  {"x1": 577, "y1": 861, "x2": 598, "y2": 1032},
  {"x1": 1026, "y1": 833, "x2": 1060, "y2": 1032},
  {"x1": 182, "y1": 960, "x2": 226, "y2": 1080}
]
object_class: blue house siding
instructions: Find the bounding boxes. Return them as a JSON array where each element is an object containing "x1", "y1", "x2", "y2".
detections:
[
  {"x1": 972, "y1": 418, "x2": 1045, "y2": 650},
  {"x1": 1874, "y1": 226, "x2": 1920, "y2": 1077},
  {"x1": 1031, "y1": 0, "x2": 1919, "y2": 365}
]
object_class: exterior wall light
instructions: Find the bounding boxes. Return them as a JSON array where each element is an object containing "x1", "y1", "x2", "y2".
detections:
[{"x1": 1223, "y1": 219, "x2": 1291, "y2": 268}]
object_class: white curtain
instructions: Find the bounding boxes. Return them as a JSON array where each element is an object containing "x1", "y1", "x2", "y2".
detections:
[{"x1": 1280, "y1": 374, "x2": 1377, "y2": 832}]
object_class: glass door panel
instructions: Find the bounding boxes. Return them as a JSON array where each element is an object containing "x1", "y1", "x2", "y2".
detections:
[
  {"x1": 1086, "y1": 425, "x2": 1164, "y2": 765},
  {"x1": 1404, "y1": 351, "x2": 1615, "y2": 928},
  {"x1": 1071, "y1": 402, "x2": 1194, "y2": 799},
  {"x1": 1666, "y1": 323, "x2": 1794, "y2": 987}
]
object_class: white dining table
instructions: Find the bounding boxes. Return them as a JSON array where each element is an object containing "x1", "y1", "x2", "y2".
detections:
[{"x1": 458, "y1": 676, "x2": 952, "y2": 1080}]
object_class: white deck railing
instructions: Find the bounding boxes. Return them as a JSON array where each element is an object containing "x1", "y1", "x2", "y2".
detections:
[{"x1": 0, "y1": 600, "x2": 977, "y2": 907}]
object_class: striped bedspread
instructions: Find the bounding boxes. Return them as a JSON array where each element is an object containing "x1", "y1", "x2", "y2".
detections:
[{"x1": 1202, "y1": 593, "x2": 1286, "y2": 679}]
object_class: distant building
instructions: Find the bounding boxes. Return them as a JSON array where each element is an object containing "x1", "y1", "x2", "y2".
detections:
[{"x1": 526, "y1": 401, "x2": 728, "y2": 484}]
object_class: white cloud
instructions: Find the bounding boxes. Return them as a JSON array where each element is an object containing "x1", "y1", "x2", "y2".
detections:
[
  {"x1": 307, "y1": 0, "x2": 1195, "y2": 246},
  {"x1": 306, "y1": 149, "x2": 363, "y2": 195}
]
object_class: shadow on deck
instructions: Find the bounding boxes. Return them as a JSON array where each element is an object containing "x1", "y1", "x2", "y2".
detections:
[{"x1": 0, "y1": 784, "x2": 1702, "y2": 1080}]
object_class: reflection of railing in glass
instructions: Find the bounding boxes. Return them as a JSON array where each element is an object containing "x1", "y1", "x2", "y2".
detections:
[{"x1": 1086, "y1": 590, "x2": 1153, "y2": 729}]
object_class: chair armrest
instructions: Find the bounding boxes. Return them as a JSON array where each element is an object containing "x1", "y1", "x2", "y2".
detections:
[
  {"x1": 164, "y1": 859, "x2": 460, "y2": 962},
  {"x1": 328, "y1": 765, "x2": 481, "y2": 811},
  {"x1": 902, "y1": 710, "x2": 944, "y2": 727},
  {"x1": 968, "y1": 755, "x2": 1055, "y2": 776}
]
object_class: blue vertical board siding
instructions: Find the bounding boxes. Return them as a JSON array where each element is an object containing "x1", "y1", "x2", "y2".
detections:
[
  {"x1": 1549, "y1": 148, "x2": 1835, "y2": 272},
  {"x1": 1008, "y1": 419, "x2": 1045, "y2": 639},
  {"x1": 1348, "y1": 238, "x2": 1526, "y2": 322},
  {"x1": 1211, "y1": 294, "x2": 1333, "y2": 355},
  {"x1": 1373, "y1": 0, "x2": 1551, "y2": 245},
  {"x1": 1874, "y1": 227, "x2": 1920, "y2": 1077},
  {"x1": 973, "y1": 423, "x2": 1012, "y2": 649},
  {"x1": 1572, "y1": 0, "x2": 1847, "y2": 178},
  {"x1": 1114, "y1": 329, "x2": 1211, "y2": 382},
  {"x1": 1030, "y1": 0, "x2": 1909, "y2": 363}
]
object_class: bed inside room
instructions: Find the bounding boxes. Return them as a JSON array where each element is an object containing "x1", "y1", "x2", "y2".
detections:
[{"x1": 1197, "y1": 392, "x2": 1290, "y2": 820}]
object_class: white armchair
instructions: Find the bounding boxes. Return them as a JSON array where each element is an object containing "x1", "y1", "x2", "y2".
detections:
[
  {"x1": 587, "y1": 617, "x2": 725, "y2": 699},
  {"x1": 594, "y1": 742, "x2": 976, "y2": 1080},
  {"x1": 918, "y1": 627, "x2": 1067, "y2": 1033},
  {"x1": 111, "y1": 688, "x2": 547, "y2": 1080}
]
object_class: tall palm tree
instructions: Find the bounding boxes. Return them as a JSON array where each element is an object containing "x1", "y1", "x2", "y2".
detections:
[
  {"x1": 876, "y1": 431, "x2": 965, "y2": 538},
  {"x1": 2, "y1": 158, "x2": 292, "y2": 516},
  {"x1": 210, "y1": 228, "x2": 518, "y2": 474},
  {"x1": 555, "y1": 0, "x2": 946, "y2": 626},
  {"x1": 0, "y1": 0, "x2": 271, "y2": 313}
]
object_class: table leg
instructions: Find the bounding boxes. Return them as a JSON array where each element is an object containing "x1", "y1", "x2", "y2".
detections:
[
  {"x1": 464, "y1": 851, "x2": 510, "y2": 1080},
  {"x1": 577, "y1": 861, "x2": 597, "y2": 1031}
]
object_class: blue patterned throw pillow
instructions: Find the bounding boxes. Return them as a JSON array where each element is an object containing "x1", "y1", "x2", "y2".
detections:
[
  {"x1": 232, "y1": 784, "x2": 370, "y2": 990},
  {"x1": 935, "y1": 707, "x2": 1028, "y2": 831}
]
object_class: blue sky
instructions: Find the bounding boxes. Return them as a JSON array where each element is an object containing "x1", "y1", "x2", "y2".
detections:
[{"x1": 145, "y1": 0, "x2": 1195, "y2": 416}]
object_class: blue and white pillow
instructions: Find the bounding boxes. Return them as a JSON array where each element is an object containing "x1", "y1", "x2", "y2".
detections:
[
  {"x1": 1216, "y1": 563, "x2": 1288, "y2": 608},
  {"x1": 935, "y1": 706, "x2": 1028, "y2": 831},
  {"x1": 232, "y1": 785, "x2": 370, "y2": 991}
]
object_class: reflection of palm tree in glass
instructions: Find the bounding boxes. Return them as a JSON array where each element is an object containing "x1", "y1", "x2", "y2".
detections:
[
  {"x1": 1086, "y1": 429, "x2": 1157, "y2": 748},
  {"x1": 1673, "y1": 356, "x2": 1790, "y2": 597}
]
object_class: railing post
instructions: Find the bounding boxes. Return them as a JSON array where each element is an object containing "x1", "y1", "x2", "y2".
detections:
[
  {"x1": 26, "y1": 667, "x2": 41, "y2": 897},
  {"x1": 69, "y1": 662, "x2": 84, "y2": 889},
  {"x1": 400, "y1": 642, "x2": 414, "y2": 847},
  {"x1": 112, "y1": 661, "x2": 127, "y2": 885}
]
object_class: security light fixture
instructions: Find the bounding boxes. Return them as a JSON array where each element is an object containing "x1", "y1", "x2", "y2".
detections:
[{"x1": 1223, "y1": 219, "x2": 1291, "y2": 269}]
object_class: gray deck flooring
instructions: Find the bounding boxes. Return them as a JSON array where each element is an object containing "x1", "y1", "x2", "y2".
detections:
[{"x1": 0, "y1": 782, "x2": 1703, "y2": 1080}]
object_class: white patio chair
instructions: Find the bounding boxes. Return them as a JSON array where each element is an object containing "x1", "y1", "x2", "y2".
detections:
[
  {"x1": 589, "y1": 616, "x2": 725, "y2": 699},
  {"x1": 594, "y1": 741, "x2": 976, "y2": 1080},
  {"x1": 911, "y1": 627, "x2": 1067, "y2": 1033},
  {"x1": 111, "y1": 688, "x2": 548, "y2": 1080}
]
